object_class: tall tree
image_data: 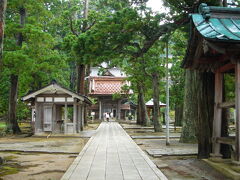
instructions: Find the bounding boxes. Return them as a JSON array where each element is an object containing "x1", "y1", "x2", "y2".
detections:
[
  {"x1": 180, "y1": 70, "x2": 197, "y2": 143},
  {"x1": 0, "y1": 0, "x2": 7, "y2": 70},
  {"x1": 7, "y1": 6, "x2": 26, "y2": 134},
  {"x1": 3, "y1": 0, "x2": 69, "y2": 133}
]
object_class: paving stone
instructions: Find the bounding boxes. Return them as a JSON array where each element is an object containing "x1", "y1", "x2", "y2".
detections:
[
  {"x1": 146, "y1": 148, "x2": 197, "y2": 156},
  {"x1": 61, "y1": 122, "x2": 168, "y2": 180}
]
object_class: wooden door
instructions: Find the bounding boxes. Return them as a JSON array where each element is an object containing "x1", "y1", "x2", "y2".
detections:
[{"x1": 43, "y1": 105, "x2": 53, "y2": 131}]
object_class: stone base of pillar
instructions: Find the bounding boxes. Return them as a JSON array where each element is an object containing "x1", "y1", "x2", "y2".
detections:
[{"x1": 209, "y1": 153, "x2": 223, "y2": 162}]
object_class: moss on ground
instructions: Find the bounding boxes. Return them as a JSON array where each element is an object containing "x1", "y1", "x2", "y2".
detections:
[
  {"x1": 0, "y1": 155, "x2": 41, "y2": 178},
  {"x1": 0, "y1": 156, "x2": 21, "y2": 177}
]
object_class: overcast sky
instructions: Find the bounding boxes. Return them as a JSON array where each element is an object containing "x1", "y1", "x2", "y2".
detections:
[{"x1": 146, "y1": 0, "x2": 168, "y2": 13}]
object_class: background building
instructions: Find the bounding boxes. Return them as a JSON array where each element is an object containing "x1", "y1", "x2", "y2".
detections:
[{"x1": 88, "y1": 65, "x2": 135, "y2": 120}]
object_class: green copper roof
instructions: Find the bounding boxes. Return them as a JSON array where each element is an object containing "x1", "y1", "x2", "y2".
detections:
[{"x1": 191, "y1": 3, "x2": 240, "y2": 42}]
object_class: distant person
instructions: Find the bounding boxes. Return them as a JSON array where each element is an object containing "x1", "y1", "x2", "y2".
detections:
[
  {"x1": 106, "y1": 113, "x2": 110, "y2": 122},
  {"x1": 103, "y1": 112, "x2": 106, "y2": 121}
]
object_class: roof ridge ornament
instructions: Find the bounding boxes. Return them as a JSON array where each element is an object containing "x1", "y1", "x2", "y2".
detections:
[{"x1": 198, "y1": 3, "x2": 211, "y2": 20}]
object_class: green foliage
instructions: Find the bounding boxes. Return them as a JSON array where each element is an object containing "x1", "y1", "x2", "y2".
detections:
[
  {"x1": 112, "y1": 93, "x2": 122, "y2": 100},
  {"x1": 0, "y1": 0, "x2": 70, "y2": 121},
  {"x1": 169, "y1": 29, "x2": 187, "y2": 108}
]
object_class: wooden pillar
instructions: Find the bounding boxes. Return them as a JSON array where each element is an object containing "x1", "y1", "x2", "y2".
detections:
[
  {"x1": 64, "y1": 102, "x2": 68, "y2": 133},
  {"x1": 82, "y1": 106, "x2": 84, "y2": 128},
  {"x1": 77, "y1": 105, "x2": 81, "y2": 132},
  {"x1": 52, "y1": 104, "x2": 56, "y2": 133},
  {"x1": 35, "y1": 102, "x2": 41, "y2": 133},
  {"x1": 73, "y1": 99, "x2": 77, "y2": 133},
  {"x1": 212, "y1": 71, "x2": 223, "y2": 157},
  {"x1": 235, "y1": 62, "x2": 240, "y2": 161},
  {"x1": 99, "y1": 99, "x2": 102, "y2": 120}
]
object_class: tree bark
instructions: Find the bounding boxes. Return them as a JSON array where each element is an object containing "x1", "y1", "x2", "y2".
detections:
[
  {"x1": 76, "y1": 0, "x2": 89, "y2": 127},
  {"x1": 139, "y1": 84, "x2": 150, "y2": 126},
  {"x1": 195, "y1": 71, "x2": 214, "y2": 159},
  {"x1": 70, "y1": 61, "x2": 76, "y2": 91},
  {"x1": 77, "y1": 64, "x2": 85, "y2": 94},
  {"x1": 152, "y1": 72, "x2": 162, "y2": 132},
  {"x1": 84, "y1": 64, "x2": 90, "y2": 125},
  {"x1": 181, "y1": 70, "x2": 214, "y2": 159},
  {"x1": 220, "y1": 0, "x2": 228, "y2": 7},
  {"x1": 180, "y1": 69, "x2": 197, "y2": 143},
  {"x1": 223, "y1": 0, "x2": 227, "y2": 7},
  {"x1": 0, "y1": 0, "x2": 7, "y2": 70},
  {"x1": 137, "y1": 93, "x2": 142, "y2": 125},
  {"x1": 174, "y1": 104, "x2": 183, "y2": 126},
  {"x1": 7, "y1": 75, "x2": 21, "y2": 134},
  {"x1": 7, "y1": 6, "x2": 26, "y2": 134}
]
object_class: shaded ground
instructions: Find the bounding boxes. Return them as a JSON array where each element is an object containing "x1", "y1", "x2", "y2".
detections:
[
  {"x1": 0, "y1": 122, "x2": 100, "y2": 180},
  {"x1": 0, "y1": 152, "x2": 76, "y2": 180},
  {"x1": 123, "y1": 124, "x2": 230, "y2": 180}
]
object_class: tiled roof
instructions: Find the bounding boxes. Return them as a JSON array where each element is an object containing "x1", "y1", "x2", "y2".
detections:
[
  {"x1": 192, "y1": 3, "x2": 240, "y2": 42},
  {"x1": 89, "y1": 77, "x2": 128, "y2": 95},
  {"x1": 90, "y1": 67, "x2": 126, "y2": 77}
]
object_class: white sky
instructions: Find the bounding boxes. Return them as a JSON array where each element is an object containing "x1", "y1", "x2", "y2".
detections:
[{"x1": 146, "y1": 0, "x2": 168, "y2": 13}]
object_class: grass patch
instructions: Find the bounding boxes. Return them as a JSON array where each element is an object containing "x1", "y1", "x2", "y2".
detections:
[
  {"x1": 4, "y1": 156, "x2": 17, "y2": 161},
  {"x1": 0, "y1": 165, "x2": 20, "y2": 176},
  {"x1": 0, "y1": 122, "x2": 6, "y2": 133},
  {"x1": 0, "y1": 122, "x2": 6, "y2": 129}
]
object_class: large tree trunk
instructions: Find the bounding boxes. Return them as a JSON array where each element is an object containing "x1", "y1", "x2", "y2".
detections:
[
  {"x1": 76, "y1": 0, "x2": 89, "y2": 128},
  {"x1": 84, "y1": 64, "x2": 90, "y2": 126},
  {"x1": 7, "y1": 7, "x2": 26, "y2": 134},
  {"x1": 70, "y1": 61, "x2": 76, "y2": 91},
  {"x1": 174, "y1": 104, "x2": 183, "y2": 126},
  {"x1": 7, "y1": 75, "x2": 21, "y2": 134},
  {"x1": 195, "y1": 71, "x2": 214, "y2": 159},
  {"x1": 152, "y1": 72, "x2": 162, "y2": 132},
  {"x1": 139, "y1": 84, "x2": 150, "y2": 126},
  {"x1": 181, "y1": 70, "x2": 214, "y2": 159},
  {"x1": 137, "y1": 93, "x2": 142, "y2": 125},
  {"x1": 0, "y1": 0, "x2": 7, "y2": 70},
  {"x1": 180, "y1": 69, "x2": 197, "y2": 143},
  {"x1": 77, "y1": 64, "x2": 85, "y2": 94}
]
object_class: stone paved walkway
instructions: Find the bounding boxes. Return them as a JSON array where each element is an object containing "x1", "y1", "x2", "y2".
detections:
[{"x1": 61, "y1": 122, "x2": 167, "y2": 180}]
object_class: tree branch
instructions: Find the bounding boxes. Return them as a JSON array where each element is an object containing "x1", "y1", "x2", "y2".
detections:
[
  {"x1": 134, "y1": 16, "x2": 189, "y2": 58},
  {"x1": 69, "y1": 15, "x2": 78, "y2": 36}
]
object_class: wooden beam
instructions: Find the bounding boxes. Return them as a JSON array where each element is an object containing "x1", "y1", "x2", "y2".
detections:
[
  {"x1": 235, "y1": 62, "x2": 240, "y2": 161},
  {"x1": 36, "y1": 94, "x2": 71, "y2": 97},
  {"x1": 218, "y1": 101, "x2": 235, "y2": 108},
  {"x1": 215, "y1": 63, "x2": 235, "y2": 73},
  {"x1": 197, "y1": 55, "x2": 228, "y2": 64},
  {"x1": 216, "y1": 137, "x2": 235, "y2": 146},
  {"x1": 212, "y1": 71, "x2": 223, "y2": 157}
]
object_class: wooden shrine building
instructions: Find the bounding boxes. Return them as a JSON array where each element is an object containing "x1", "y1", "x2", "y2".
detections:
[
  {"x1": 22, "y1": 81, "x2": 92, "y2": 134},
  {"x1": 88, "y1": 66, "x2": 135, "y2": 120},
  {"x1": 146, "y1": 99, "x2": 166, "y2": 120},
  {"x1": 183, "y1": 3, "x2": 240, "y2": 161}
]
